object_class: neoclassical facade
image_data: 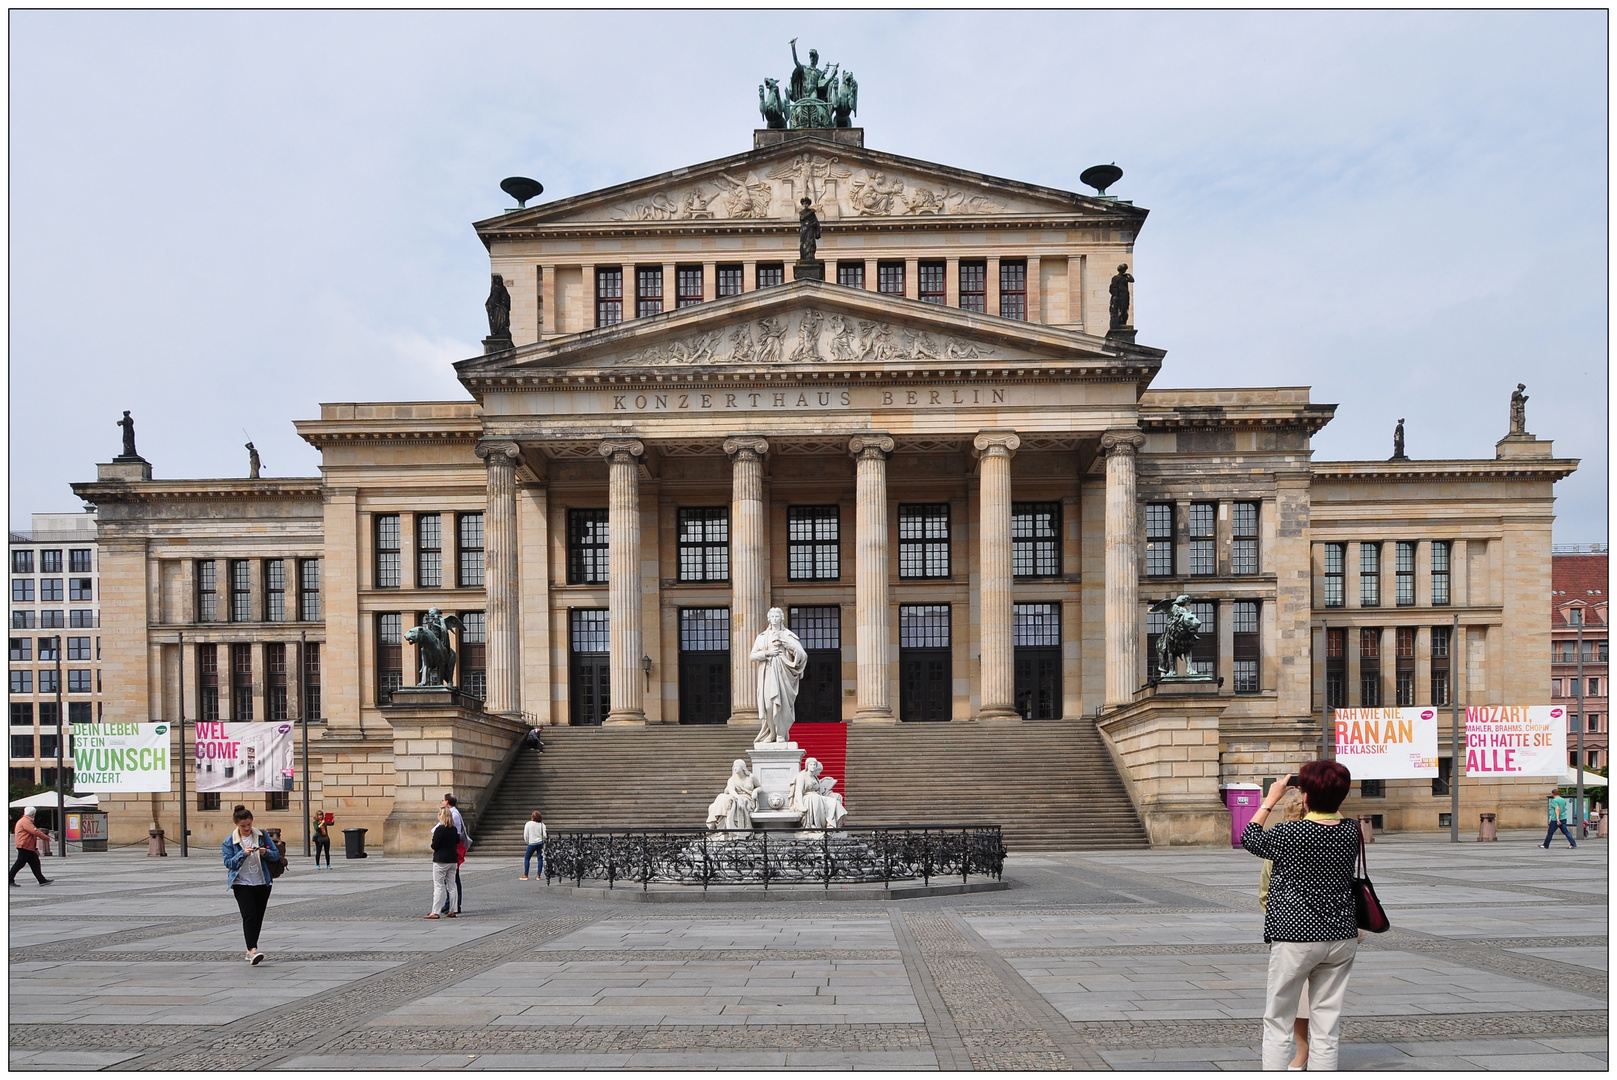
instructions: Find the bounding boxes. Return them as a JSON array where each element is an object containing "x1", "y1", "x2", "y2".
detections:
[{"x1": 73, "y1": 127, "x2": 1576, "y2": 847}]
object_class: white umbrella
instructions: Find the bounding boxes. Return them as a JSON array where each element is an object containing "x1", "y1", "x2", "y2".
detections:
[
  {"x1": 8, "y1": 792, "x2": 99, "y2": 809},
  {"x1": 1557, "y1": 768, "x2": 1605, "y2": 788}
]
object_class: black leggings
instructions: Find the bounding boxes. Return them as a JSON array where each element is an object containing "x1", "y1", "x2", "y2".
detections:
[
  {"x1": 9, "y1": 849, "x2": 45, "y2": 884},
  {"x1": 232, "y1": 883, "x2": 272, "y2": 950},
  {"x1": 314, "y1": 836, "x2": 331, "y2": 866}
]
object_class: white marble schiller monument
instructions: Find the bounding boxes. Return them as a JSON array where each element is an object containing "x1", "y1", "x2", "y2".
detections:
[{"x1": 75, "y1": 118, "x2": 1579, "y2": 850}]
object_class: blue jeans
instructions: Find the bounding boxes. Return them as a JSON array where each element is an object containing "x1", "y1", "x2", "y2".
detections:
[
  {"x1": 524, "y1": 842, "x2": 545, "y2": 878},
  {"x1": 1544, "y1": 821, "x2": 1577, "y2": 847}
]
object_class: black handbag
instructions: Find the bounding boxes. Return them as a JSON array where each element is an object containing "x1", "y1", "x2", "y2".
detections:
[{"x1": 1352, "y1": 828, "x2": 1390, "y2": 933}]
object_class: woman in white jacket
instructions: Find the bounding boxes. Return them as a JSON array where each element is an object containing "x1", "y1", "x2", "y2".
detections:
[{"x1": 520, "y1": 812, "x2": 547, "y2": 881}]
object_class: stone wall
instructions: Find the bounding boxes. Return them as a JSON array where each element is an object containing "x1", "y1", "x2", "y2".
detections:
[{"x1": 1098, "y1": 694, "x2": 1229, "y2": 845}]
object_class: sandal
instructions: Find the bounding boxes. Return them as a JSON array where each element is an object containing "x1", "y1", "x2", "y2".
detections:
[{"x1": 424, "y1": 913, "x2": 440, "y2": 919}]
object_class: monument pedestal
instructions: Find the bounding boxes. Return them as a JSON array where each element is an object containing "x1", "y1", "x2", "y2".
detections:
[
  {"x1": 792, "y1": 260, "x2": 825, "y2": 282},
  {"x1": 748, "y1": 743, "x2": 804, "y2": 829}
]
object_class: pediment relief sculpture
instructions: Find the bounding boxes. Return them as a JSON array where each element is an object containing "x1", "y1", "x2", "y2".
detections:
[{"x1": 615, "y1": 309, "x2": 1001, "y2": 368}]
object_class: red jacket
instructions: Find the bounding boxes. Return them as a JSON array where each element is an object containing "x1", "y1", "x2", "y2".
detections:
[{"x1": 14, "y1": 816, "x2": 49, "y2": 852}]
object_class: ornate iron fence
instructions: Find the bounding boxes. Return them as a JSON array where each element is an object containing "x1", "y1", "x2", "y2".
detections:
[{"x1": 544, "y1": 825, "x2": 1006, "y2": 891}]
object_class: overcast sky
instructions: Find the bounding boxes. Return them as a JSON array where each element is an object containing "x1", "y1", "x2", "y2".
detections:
[{"x1": 10, "y1": 10, "x2": 1607, "y2": 542}]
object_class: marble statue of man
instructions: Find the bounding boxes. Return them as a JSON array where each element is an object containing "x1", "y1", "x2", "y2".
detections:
[
  {"x1": 705, "y1": 759, "x2": 759, "y2": 832},
  {"x1": 789, "y1": 757, "x2": 846, "y2": 830},
  {"x1": 750, "y1": 607, "x2": 807, "y2": 747}
]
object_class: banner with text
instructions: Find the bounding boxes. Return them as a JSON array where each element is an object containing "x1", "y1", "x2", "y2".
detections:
[
  {"x1": 1333, "y1": 708, "x2": 1439, "y2": 779},
  {"x1": 1464, "y1": 706, "x2": 1565, "y2": 778},
  {"x1": 72, "y1": 723, "x2": 172, "y2": 792},
  {"x1": 194, "y1": 722, "x2": 297, "y2": 792}
]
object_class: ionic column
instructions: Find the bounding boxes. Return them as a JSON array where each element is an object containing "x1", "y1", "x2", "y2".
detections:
[
  {"x1": 1102, "y1": 430, "x2": 1146, "y2": 707},
  {"x1": 849, "y1": 434, "x2": 895, "y2": 720},
  {"x1": 600, "y1": 438, "x2": 646, "y2": 724},
  {"x1": 724, "y1": 436, "x2": 769, "y2": 724},
  {"x1": 475, "y1": 440, "x2": 522, "y2": 715},
  {"x1": 974, "y1": 431, "x2": 1021, "y2": 719}
]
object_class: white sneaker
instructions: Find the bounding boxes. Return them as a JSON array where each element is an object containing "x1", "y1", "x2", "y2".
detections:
[{"x1": 250, "y1": 951, "x2": 265, "y2": 966}]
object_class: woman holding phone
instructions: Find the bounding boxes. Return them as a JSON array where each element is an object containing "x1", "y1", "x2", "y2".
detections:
[{"x1": 221, "y1": 804, "x2": 279, "y2": 964}]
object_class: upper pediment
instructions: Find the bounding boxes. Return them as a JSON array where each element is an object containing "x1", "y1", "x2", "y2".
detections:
[
  {"x1": 456, "y1": 280, "x2": 1163, "y2": 390},
  {"x1": 475, "y1": 138, "x2": 1145, "y2": 236}
]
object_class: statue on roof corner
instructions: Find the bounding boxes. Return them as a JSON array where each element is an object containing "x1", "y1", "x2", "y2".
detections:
[
  {"x1": 1109, "y1": 264, "x2": 1134, "y2": 330},
  {"x1": 1391, "y1": 418, "x2": 1406, "y2": 461},
  {"x1": 485, "y1": 274, "x2": 511, "y2": 340},
  {"x1": 116, "y1": 410, "x2": 139, "y2": 459},
  {"x1": 1509, "y1": 383, "x2": 1529, "y2": 436},
  {"x1": 764, "y1": 41, "x2": 855, "y2": 130}
]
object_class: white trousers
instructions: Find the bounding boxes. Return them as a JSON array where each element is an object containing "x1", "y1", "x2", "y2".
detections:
[
  {"x1": 431, "y1": 862, "x2": 456, "y2": 915},
  {"x1": 1263, "y1": 938, "x2": 1358, "y2": 1070}
]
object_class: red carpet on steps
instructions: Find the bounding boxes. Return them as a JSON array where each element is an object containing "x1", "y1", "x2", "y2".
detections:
[{"x1": 787, "y1": 723, "x2": 848, "y2": 807}]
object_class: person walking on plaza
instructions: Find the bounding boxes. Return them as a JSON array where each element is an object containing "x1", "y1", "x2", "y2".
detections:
[
  {"x1": 9, "y1": 806, "x2": 53, "y2": 886},
  {"x1": 426, "y1": 807, "x2": 459, "y2": 919},
  {"x1": 1242, "y1": 761, "x2": 1363, "y2": 1071},
  {"x1": 438, "y1": 793, "x2": 470, "y2": 915},
  {"x1": 222, "y1": 804, "x2": 278, "y2": 964},
  {"x1": 1544, "y1": 790, "x2": 1578, "y2": 848},
  {"x1": 312, "y1": 811, "x2": 333, "y2": 868},
  {"x1": 1257, "y1": 789, "x2": 1311, "y2": 1070},
  {"x1": 521, "y1": 812, "x2": 547, "y2": 881}
]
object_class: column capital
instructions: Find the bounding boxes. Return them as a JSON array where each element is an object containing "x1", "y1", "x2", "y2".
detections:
[
  {"x1": 1100, "y1": 429, "x2": 1146, "y2": 456},
  {"x1": 722, "y1": 436, "x2": 769, "y2": 461},
  {"x1": 848, "y1": 433, "x2": 895, "y2": 461},
  {"x1": 972, "y1": 430, "x2": 1021, "y2": 459},
  {"x1": 475, "y1": 440, "x2": 523, "y2": 466},
  {"x1": 598, "y1": 438, "x2": 645, "y2": 464}
]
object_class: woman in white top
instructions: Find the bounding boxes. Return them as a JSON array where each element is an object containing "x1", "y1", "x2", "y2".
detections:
[{"x1": 521, "y1": 812, "x2": 547, "y2": 881}]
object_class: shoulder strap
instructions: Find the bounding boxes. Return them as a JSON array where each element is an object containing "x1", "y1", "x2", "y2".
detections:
[{"x1": 1357, "y1": 825, "x2": 1369, "y2": 878}]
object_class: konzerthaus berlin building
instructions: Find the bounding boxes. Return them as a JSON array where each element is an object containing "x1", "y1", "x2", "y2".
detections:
[{"x1": 73, "y1": 120, "x2": 1576, "y2": 850}]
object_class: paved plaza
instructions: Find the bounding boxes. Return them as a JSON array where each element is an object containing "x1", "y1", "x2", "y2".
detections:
[{"x1": 7, "y1": 831, "x2": 1606, "y2": 1070}]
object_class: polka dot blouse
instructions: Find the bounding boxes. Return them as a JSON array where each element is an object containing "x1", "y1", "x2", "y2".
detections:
[{"x1": 1241, "y1": 819, "x2": 1361, "y2": 943}]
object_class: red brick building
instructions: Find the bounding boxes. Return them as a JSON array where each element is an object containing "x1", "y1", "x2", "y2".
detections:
[{"x1": 1552, "y1": 548, "x2": 1608, "y2": 770}]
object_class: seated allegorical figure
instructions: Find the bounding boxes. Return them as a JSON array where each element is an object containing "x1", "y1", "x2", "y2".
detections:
[
  {"x1": 788, "y1": 757, "x2": 846, "y2": 831},
  {"x1": 705, "y1": 759, "x2": 759, "y2": 832}
]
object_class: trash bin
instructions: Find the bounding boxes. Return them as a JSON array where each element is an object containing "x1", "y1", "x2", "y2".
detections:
[
  {"x1": 342, "y1": 827, "x2": 368, "y2": 859},
  {"x1": 1358, "y1": 815, "x2": 1375, "y2": 844},
  {"x1": 1222, "y1": 783, "x2": 1264, "y2": 847},
  {"x1": 148, "y1": 829, "x2": 167, "y2": 857},
  {"x1": 1478, "y1": 812, "x2": 1497, "y2": 842}
]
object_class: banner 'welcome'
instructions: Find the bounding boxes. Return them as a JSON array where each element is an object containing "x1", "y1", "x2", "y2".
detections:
[
  {"x1": 194, "y1": 722, "x2": 297, "y2": 793},
  {"x1": 1333, "y1": 708, "x2": 1439, "y2": 779}
]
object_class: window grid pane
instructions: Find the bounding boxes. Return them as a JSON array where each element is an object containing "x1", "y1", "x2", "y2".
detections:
[
  {"x1": 230, "y1": 560, "x2": 251, "y2": 622},
  {"x1": 1011, "y1": 502, "x2": 1060, "y2": 578},
  {"x1": 675, "y1": 266, "x2": 703, "y2": 308},
  {"x1": 570, "y1": 609, "x2": 610, "y2": 652},
  {"x1": 1013, "y1": 603, "x2": 1060, "y2": 647},
  {"x1": 1395, "y1": 541, "x2": 1415, "y2": 605},
  {"x1": 999, "y1": 260, "x2": 1027, "y2": 320},
  {"x1": 898, "y1": 504, "x2": 950, "y2": 579},
  {"x1": 716, "y1": 265, "x2": 744, "y2": 297},
  {"x1": 918, "y1": 261, "x2": 946, "y2": 304},
  {"x1": 836, "y1": 262, "x2": 864, "y2": 289},
  {"x1": 877, "y1": 262, "x2": 905, "y2": 295},
  {"x1": 636, "y1": 266, "x2": 663, "y2": 318},
  {"x1": 567, "y1": 509, "x2": 610, "y2": 585},
  {"x1": 1431, "y1": 541, "x2": 1451, "y2": 605},
  {"x1": 677, "y1": 509, "x2": 730, "y2": 583},
  {"x1": 1360, "y1": 542, "x2": 1380, "y2": 606},
  {"x1": 266, "y1": 559, "x2": 286, "y2": 623},
  {"x1": 596, "y1": 267, "x2": 623, "y2": 327},
  {"x1": 756, "y1": 264, "x2": 784, "y2": 288},
  {"x1": 1188, "y1": 503, "x2": 1216, "y2": 576},
  {"x1": 1232, "y1": 501, "x2": 1259, "y2": 575},
  {"x1": 1324, "y1": 543, "x2": 1345, "y2": 607},
  {"x1": 787, "y1": 506, "x2": 840, "y2": 581},
  {"x1": 1146, "y1": 504, "x2": 1174, "y2": 576},
  {"x1": 458, "y1": 513, "x2": 485, "y2": 587},
  {"x1": 788, "y1": 606, "x2": 840, "y2": 650},
  {"x1": 298, "y1": 559, "x2": 321, "y2": 621},
  {"x1": 959, "y1": 261, "x2": 986, "y2": 312},
  {"x1": 375, "y1": 514, "x2": 401, "y2": 588},
  {"x1": 679, "y1": 608, "x2": 730, "y2": 651},
  {"x1": 899, "y1": 605, "x2": 951, "y2": 649},
  {"x1": 417, "y1": 514, "x2": 442, "y2": 588}
]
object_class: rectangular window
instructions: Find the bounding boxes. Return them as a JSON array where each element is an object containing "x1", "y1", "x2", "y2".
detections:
[
  {"x1": 1395, "y1": 627, "x2": 1416, "y2": 706},
  {"x1": 39, "y1": 610, "x2": 62, "y2": 629},
  {"x1": 899, "y1": 605, "x2": 952, "y2": 722},
  {"x1": 69, "y1": 549, "x2": 92, "y2": 573},
  {"x1": 66, "y1": 637, "x2": 89, "y2": 661},
  {"x1": 1188, "y1": 503, "x2": 1216, "y2": 576},
  {"x1": 12, "y1": 611, "x2": 34, "y2": 629},
  {"x1": 1431, "y1": 541, "x2": 1451, "y2": 606},
  {"x1": 231, "y1": 643, "x2": 253, "y2": 720},
  {"x1": 11, "y1": 734, "x2": 32, "y2": 759},
  {"x1": 1433, "y1": 756, "x2": 1452, "y2": 797},
  {"x1": 377, "y1": 613, "x2": 403, "y2": 701},
  {"x1": 1232, "y1": 502, "x2": 1259, "y2": 575},
  {"x1": 1362, "y1": 779, "x2": 1385, "y2": 798},
  {"x1": 39, "y1": 579, "x2": 62, "y2": 602},
  {"x1": 9, "y1": 671, "x2": 31, "y2": 695},
  {"x1": 635, "y1": 266, "x2": 663, "y2": 318},
  {"x1": 459, "y1": 612, "x2": 487, "y2": 700},
  {"x1": 1395, "y1": 541, "x2": 1415, "y2": 605},
  {"x1": 596, "y1": 267, "x2": 623, "y2": 327},
  {"x1": 1011, "y1": 502, "x2": 1060, "y2": 578},
  {"x1": 36, "y1": 702, "x2": 57, "y2": 728},
  {"x1": 1187, "y1": 602, "x2": 1217, "y2": 677},
  {"x1": 40, "y1": 551, "x2": 62, "y2": 574},
  {"x1": 39, "y1": 733, "x2": 58, "y2": 759},
  {"x1": 375, "y1": 514, "x2": 401, "y2": 589},
  {"x1": 265, "y1": 560, "x2": 286, "y2": 622},
  {"x1": 716, "y1": 264, "x2": 744, "y2": 297},
  {"x1": 959, "y1": 261, "x2": 986, "y2": 313},
  {"x1": 11, "y1": 579, "x2": 33, "y2": 603},
  {"x1": 1146, "y1": 503, "x2": 1175, "y2": 577},
  {"x1": 787, "y1": 506, "x2": 840, "y2": 581},
  {"x1": 65, "y1": 669, "x2": 89, "y2": 695},
  {"x1": 458, "y1": 513, "x2": 485, "y2": 587},
  {"x1": 68, "y1": 701, "x2": 90, "y2": 723},
  {"x1": 999, "y1": 259, "x2": 1027, "y2": 320},
  {"x1": 568, "y1": 609, "x2": 611, "y2": 726},
  {"x1": 1013, "y1": 602, "x2": 1062, "y2": 720},
  {"x1": 877, "y1": 261, "x2": 905, "y2": 295},
  {"x1": 898, "y1": 504, "x2": 951, "y2": 579},
  {"x1": 756, "y1": 263, "x2": 784, "y2": 289},
  {"x1": 416, "y1": 514, "x2": 442, "y2": 589},
  {"x1": 1431, "y1": 625, "x2": 1451, "y2": 706},
  {"x1": 1360, "y1": 543, "x2": 1380, "y2": 607},
  {"x1": 298, "y1": 559, "x2": 321, "y2": 621},
  {"x1": 1554, "y1": 678, "x2": 1565, "y2": 698},
  {"x1": 9, "y1": 638, "x2": 29, "y2": 662},
  {"x1": 68, "y1": 578, "x2": 92, "y2": 602},
  {"x1": 9, "y1": 702, "x2": 32, "y2": 725},
  {"x1": 1325, "y1": 627, "x2": 1346, "y2": 709},
  {"x1": 198, "y1": 791, "x2": 221, "y2": 811},
  {"x1": 68, "y1": 610, "x2": 94, "y2": 628},
  {"x1": 1360, "y1": 628, "x2": 1382, "y2": 707},
  {"x1": 1233, "y1": 601, "x2": 1260, "y2": 693},
  {"x1": 678, "y1": 608, "x2": 731, "y2": 726},
  {"x1": 198, "y1": 644, "x2": 219, "y2": 721},
  {"x1": 836, "y1": 262, "x2": 865, "y2": 289},
  {"x1": 38, "y1": 637, "x2": 58, "y2": 661},
  {"x1": 11, "y1": 551, "x2": 33, "y2": 574},
  {"x1": 302, "y1": 642, "x2": 321, "y2": 719},
  {"x1": 566, "y1": 509, "x2": 610, "y2": 585},
  {"x1": 677, "y1": 508, "x2": 730, "y2": 583},
  {"x1": 675, "y1": 266, "x2": 703, "y2": 309},
  {"x1": 788, "y1": 606, "x2": 842, "y2": 723},
  {"x1": 230, "y1": 560, "x2": 252, "y2": 622},
  {"x1": 918, "y1": 260, "x2": 946, "y2": 305},
  {"x1": 1591, "y1": 677, "x2": 1602, "y2": 698},
  {"x1": 266, "y1": 643, "x2": 287, "y2": 721},
  {"x1": 1323, "y1": 543, "x2": 1345, "y2": 607},
  {"x1": 266, "y1": 791, "x2": 289, "y2": 812}
]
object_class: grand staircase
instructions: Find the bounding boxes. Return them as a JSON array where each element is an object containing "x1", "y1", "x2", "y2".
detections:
[{"x1": 473, "y1": 718, "x2": 1148, "y2": 854}]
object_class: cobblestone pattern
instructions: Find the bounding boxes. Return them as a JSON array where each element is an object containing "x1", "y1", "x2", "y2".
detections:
[
  {"x1": 1070, "y1": 1009, "x2": 1611, "y2": 1048},
  {"x1": 335, "y1": 1024, "x2": 933, "y2": 1053},
  {"x1": 9, "y1": 1025, "x2": 194, "y2": 1051},
  {"x1": 903, "y1": 912, "x2": 1071, "y2": 1070},
  {"x1": 125, "y1": 914, "x2": 597, "y2": 1072}
]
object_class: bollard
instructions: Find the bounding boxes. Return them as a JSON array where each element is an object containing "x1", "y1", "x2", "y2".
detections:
[
  {"x1": 1358, "y1": 816, "x2": 1375, "y2": 844},
  {"x1": 342, "y1": 827, "x2": 368, "y2": 859},
  {"x1": 1478, "y1": 812, "x2": 1497, "y2": 842},
  {"x1": 147, "y1": 829, "x2": 167, "y2": 857}
]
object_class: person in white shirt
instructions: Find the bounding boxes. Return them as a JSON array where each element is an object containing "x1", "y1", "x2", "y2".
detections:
[{"x1": 521, "y1": 812, "x2": 547, "y2": 880}]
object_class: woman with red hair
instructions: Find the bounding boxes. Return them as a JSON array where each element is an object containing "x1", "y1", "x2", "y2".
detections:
[{"x1": 1242, "y1": 760, "x2": 1362, "y2": 1071}]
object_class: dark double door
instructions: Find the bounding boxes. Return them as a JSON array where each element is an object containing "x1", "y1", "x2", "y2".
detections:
[
  {"x1": 789, "y1": 605, "x2": 842, "y2": 723},
  {"x1": 679, "y1": 608, "x2": 730, "y2": 724},
  {"x1": 569, "y1": 609, "x2": 610, "y2": 725},
  {"x1": 900, "y1": 604, "x2": 952, "y2": 722}
]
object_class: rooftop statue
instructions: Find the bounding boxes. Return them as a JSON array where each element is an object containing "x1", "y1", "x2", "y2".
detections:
[
  {"x1": 1109, "y1": 263, "x2": 1134, "y2": 330},
  {"x1": 485, "y1": 274, "x2": 512, "y2": 340},
  {"x1": 246, "y1": 442, "x2": 262, "y2": 479},
  {"x1": 116, "y1": 410, "x2": 139, "y2": 460},
  {"x1": 759, "y1": 41, "x2": 857, "y2": 130},
  {"x1": 1510, "y1": 383, "x2": 1530, "y2": 436},
  {"x1": 1391, "y1": 418, "x2": 1406, "y2": 461}
]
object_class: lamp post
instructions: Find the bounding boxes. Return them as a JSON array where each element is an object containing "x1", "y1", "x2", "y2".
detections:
[
  {"x1": 1576, "y1": 609, "x2": 1585, "y2": 835},
  {"x1": 300, "y1": 630, "x2": 310, "y2": 858},
  {"x1": 1321, "y1": 620, "x2": 1331, "y2": 760},
  {"x1": 1450, "y1": 613, "x2": 1459, "y2": 843},
  {"x1": 53, "y1": 636, "x2": 64, "y2": 858},
  {"x1": 178, "y1": 631, "x2": 188, "y2": 857}
]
